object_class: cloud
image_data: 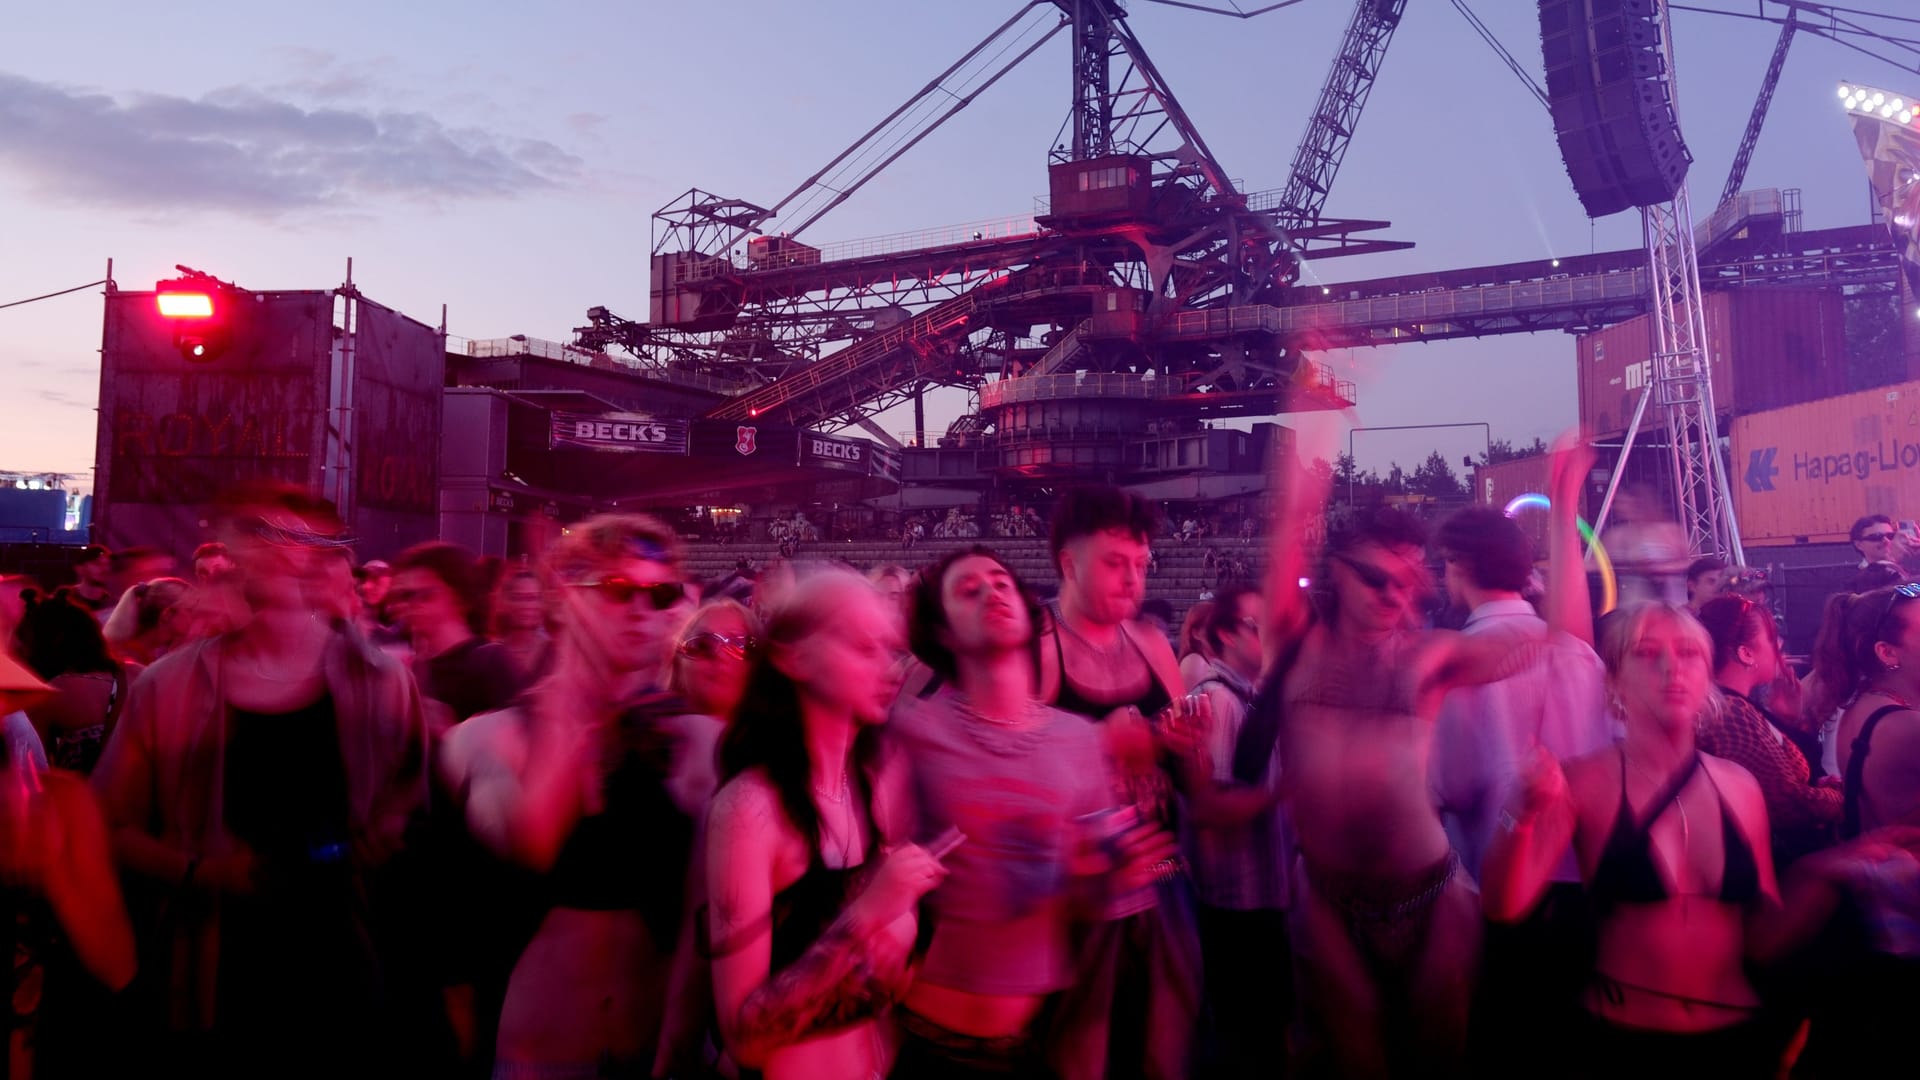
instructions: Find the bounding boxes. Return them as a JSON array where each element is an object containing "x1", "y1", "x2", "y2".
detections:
[
  {"x1": 36, "y1": 388, "x2": 89, "y2": 409},
  {"x1": 0, "y1": 71, "x2": 583, "y2": 217}
]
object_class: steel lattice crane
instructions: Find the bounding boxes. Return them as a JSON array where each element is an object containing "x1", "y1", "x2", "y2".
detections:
[
  {"x1": 1720, "y1": 10, "x2": 1797, "y2": 208},
  {"x1": 1277, "y1": 0, "x2": 1409, "y2": 234}
]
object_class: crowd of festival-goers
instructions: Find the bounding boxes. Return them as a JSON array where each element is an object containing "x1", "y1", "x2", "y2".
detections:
[{"x1": 1, "y1": 426, "x2": 1918, "y2": 1080}]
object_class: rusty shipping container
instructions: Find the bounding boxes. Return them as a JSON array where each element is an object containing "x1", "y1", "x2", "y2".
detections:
[
  {"x1": 1731, "y1": 380, "x2": 1920, "y2": 546},
  {"x1": 1577, "y1": 288, "x2": 1847, "y2": 438},
  {"x1": 93, "y1": 288, "x2": 443, "y2": 559},
  {"x1": 1471, "y1": 453, "x2": 1553, "y2": 551}
]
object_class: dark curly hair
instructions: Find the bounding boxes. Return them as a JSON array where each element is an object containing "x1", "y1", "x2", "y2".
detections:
[
  {"x1": 395, "y1": 541, "x2": 493, "y2": 635},
  {"x1": 1049, "y1": 486, "x2": 1160, "y2": 572},
  {"x1": 908, "y1": 545, "x2": 1045, "y2": 686}
]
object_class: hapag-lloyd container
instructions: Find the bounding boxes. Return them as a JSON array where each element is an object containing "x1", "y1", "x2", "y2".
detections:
[
  {"x1": 1577, "y1": 289, "x2": 1847, "y2": 438},
  {"x1": 1730, "y1": 380, "x2": 1920, "y2": 546}
]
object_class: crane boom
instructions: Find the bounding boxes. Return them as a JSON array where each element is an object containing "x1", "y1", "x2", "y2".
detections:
[
  {"x1": 1276, "y1": 0, "x2": 1408, "y2": 232},
  {"x1": 1720, "y1": 11, "x2": 1797, "y2": 208}
]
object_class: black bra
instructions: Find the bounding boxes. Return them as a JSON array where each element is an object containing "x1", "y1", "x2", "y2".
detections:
[{"x1": 1589, "y1": 750, "x2": 1761, "y2": 907}]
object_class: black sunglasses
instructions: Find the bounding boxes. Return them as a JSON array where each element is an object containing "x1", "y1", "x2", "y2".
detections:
[
  {"x1": 679, "y1": 632, "x2": 756, "y2": 661},
  {"x1": 1870, "y1": 582, "x2": 1920, "y2": 641},
  {"x1": 1862, "y1": 530, "x2": 1897, "y2": 543},
  {"x1": 569, "y1": 578, "x2": 686, "y2": 611},
  {"x1": 1335, "y1": 553, "x2": 1411, "y2": 594}
]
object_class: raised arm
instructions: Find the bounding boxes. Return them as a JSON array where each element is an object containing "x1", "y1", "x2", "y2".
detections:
[
  {"x1": 1263, "y1": 419, "x2": 1336, "y2": 674},
  {"x1": 1546, "y1": 432, "x2": 1597, "y2": 647}
]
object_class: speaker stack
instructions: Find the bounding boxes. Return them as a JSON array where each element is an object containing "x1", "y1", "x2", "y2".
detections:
[{"x1": 1539, "y1": 0, "x2": 1692, "y2": 218}]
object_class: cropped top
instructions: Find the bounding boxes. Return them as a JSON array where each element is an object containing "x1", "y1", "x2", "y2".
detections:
[
  {"x1": 542, "y1": 692, "x2": 696, "y2": 943},
  {"x1": 1589, "y1": 750, "x2": 1760, "y2": 908}
]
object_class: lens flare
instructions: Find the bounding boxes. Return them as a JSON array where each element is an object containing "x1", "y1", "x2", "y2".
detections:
[{"x1": 1504, "y1": 492, "x2": 1617, "y2": 614}]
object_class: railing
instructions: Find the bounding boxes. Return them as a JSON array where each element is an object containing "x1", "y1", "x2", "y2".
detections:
[
  {"x1": 803, "y1": 216, "x2": 1043, "y2": 265},
  {"x1": 979, "y1": 372, "x2": 1176, "y2": 408},
  {"x1": 465, "y1": 336, "x2": 742, "y2": 394}
]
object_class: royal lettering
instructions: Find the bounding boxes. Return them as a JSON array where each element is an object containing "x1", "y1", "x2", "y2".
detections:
[{"x1": 113, "y1": 410, "x2": 310, "y2": 460}]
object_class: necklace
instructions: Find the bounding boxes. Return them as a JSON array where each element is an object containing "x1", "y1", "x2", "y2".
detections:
[
  {"x1": 1624, "y1": 747, "x2": 1692, "y2": 890},
  {"x1": 1054, "y1": 605, "x2": 1129, "y2": 660},
  {"x1": 812, "y1": 770, "x2": 848, "y2": 804},
  {"x1": 953, "y1": 693, "x2": 1050, "y2": 756}
]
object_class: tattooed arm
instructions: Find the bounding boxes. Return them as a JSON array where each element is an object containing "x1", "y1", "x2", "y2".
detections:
[{"x1": 707, "y1": 771, "x2": 940, "y2": 1068}]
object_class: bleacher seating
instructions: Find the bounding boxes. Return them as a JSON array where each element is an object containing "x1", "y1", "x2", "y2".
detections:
[{"x1": 679, "y1": 535, "x2": 1269, "y2": 625}]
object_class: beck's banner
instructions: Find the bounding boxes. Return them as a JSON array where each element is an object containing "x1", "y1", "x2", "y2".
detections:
[
  {"x1": 550, "y1": 411, "x2": 689, "y2": 454},
  {"x1": 799, "y1": 430, "x2": 871, "y2": 475},
  {"x1": 1847, "y1": 91, "x2": 1920, "y2": 297}
]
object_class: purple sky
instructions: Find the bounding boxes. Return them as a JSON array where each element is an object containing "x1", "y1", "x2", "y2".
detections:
[{"x1": 1, "y1": 0, "x2": 1910, "y2": 490}]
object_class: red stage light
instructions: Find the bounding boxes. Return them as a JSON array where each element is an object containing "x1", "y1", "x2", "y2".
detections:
[{"x1": 156, "y1": 291, "x2": 214, "y2": 318}]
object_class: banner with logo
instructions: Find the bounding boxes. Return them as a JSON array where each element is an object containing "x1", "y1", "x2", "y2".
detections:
[
  {"x1": 800, "y1": 431, "x2": 870, "y2": 475},
  {"x1": 549, "y1": 411, "x2": 689, "y2": 454}
]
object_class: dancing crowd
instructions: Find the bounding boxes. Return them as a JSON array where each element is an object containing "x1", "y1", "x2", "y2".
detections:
[{"x1": 2, "y1": 433, "x2": 1918, "y2": 1080}]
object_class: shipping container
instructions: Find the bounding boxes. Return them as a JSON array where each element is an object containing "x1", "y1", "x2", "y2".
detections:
[
  {"x1": 1470, "y1": 453, "x2": 1553, "y2": 551},
  {"x1": 1577, "y1": 288, "x2": 1847, "y2": 437},
  {"x1": 1730, "y1": 380, "x2": 1920, "y2": 546}
]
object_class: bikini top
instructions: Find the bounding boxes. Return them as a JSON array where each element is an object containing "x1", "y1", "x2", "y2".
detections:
[{"x1": 1589, "y1": 750, "x2": 1761, "y2": 908}]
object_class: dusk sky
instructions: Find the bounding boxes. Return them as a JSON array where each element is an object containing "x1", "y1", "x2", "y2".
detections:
[{"x1": 2, "y1": 0, "x2": 1911, "y2": 490}]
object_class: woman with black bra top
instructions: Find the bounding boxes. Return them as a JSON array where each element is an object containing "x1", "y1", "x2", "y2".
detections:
[
  {"x1": 705, "y1": 572, "x2": 939, "y2": 1080},
  {"x1": 1484, "y1": 603, "x2": 1787, "y2": 1076},
  {"x1": 1485, "y1": 601, "x2": 1920, "y2": 1077}
]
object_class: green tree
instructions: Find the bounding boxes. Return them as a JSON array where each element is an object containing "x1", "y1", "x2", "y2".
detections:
[
  {"x1": 1411, "y1": 450, "x2": 1465, "y2": 499},
  {"x1": 1481, "y1": 436, "x2": 1548, "y2": 466}
]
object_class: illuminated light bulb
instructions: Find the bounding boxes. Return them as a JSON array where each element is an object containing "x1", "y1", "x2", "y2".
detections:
[
  {"x1": 156, "y1": 292, "x2": 214, "y2": 318},
  {"x1": 1874, "y1": 92, "x2": 1886, "y2": 105},
  {"x1": 1895, "y1": 99, "x2": 1906, "y2": 111},
  {"x1": 1883, "y1": 106, "x2": 1898, "y2": 119},
  {"x1": 1840, "y1": 84, "x2": 1853, "y2": 99},
  {"x1": 1552, "y1": 258, "x2": 1562, "y2": 267}
]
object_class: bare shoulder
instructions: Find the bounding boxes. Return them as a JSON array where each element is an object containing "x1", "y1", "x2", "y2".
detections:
[
  {"x1": 446, "y1": 706, "x2": 528, "y2": 778},
  {"x1": 710, "y1": 769, "x2": 783, "y2": 834},
  {"x1": 1701, "y1": 752, "x2": 1763, "y2": 796},
  {"x1": 1563, "y1": 743, "x2": 1622, "y2": 799}
]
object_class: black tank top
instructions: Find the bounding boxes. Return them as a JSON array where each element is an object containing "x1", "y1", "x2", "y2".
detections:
[
  {"x1": 541, "y1": 691, "x2": 696, "y2": 944},
  {"x1": 1049, "y1": 608, "x2": 1174, "y2": 721}
]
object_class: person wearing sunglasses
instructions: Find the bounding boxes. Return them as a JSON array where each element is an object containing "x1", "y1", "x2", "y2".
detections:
[
  {"x1": 1242, "y1": 428, "x2": 1588, "y2": 1077},
  {"x1": 91, "y1": 484, "x2": 431, "y2": 1077},
  {"x1": 447, "y1": 513, "x2": 697, "y2": 1080},
  {"x1": 1850, "y1": 514, "x2": 1901, "y2": 570}
]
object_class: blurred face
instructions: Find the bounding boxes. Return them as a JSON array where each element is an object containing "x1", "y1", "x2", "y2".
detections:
[
  {"x1": 559, "y1": 556, "x2": 691, "y2": 677},
  {"x1": 1690, "y1": 568, "x2": 1727, "y2": 605},
  {"x1": 1331, "y1": 542, "x2": 1428, "y2": 636},
  {"x1": 1061, "y1": 528, "x2": 1149, "y2": 626},
  {"x1": 220, "y1": 506, "x2": 347, "y2": 613},
  {"x1": 1220, "y1": 593, "x2": 1264, "y2": 675},
  {"x1": 194, "y1": 553, "x2": 237, "y2": 585},
  {"x1": 358, "y1": 572, "x2": 392, "y2": 608},
  {"x1": 676, "y1": 607, "x2": 754, "y2": 719},
  {"x1": 1856, "y1": 521, "x2": 1898, "y2": 562},
  {"x1": 939, "y1": 555, "x2": 1031, "y2": 658},
  {"x1": 1740, "y1": 616, "x2": 1782, "y2": 685},
  {"x1": 388, "y1": 567, "x2": 467, "y2": 639},
  {"x1": 1612, "y1": 614, "x2": 1713, "y2": 732},
  {"x1": 498, "y1": 575, "x2": 545, "y2": 634},
  {"x1": 780, "y1": 584, "x2": 907, "y2": 725}
]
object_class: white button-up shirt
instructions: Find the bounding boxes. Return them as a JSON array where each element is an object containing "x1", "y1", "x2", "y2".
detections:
[{"x1": 1430, "y1": 599, "x2": 1613, "y2": 884}]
